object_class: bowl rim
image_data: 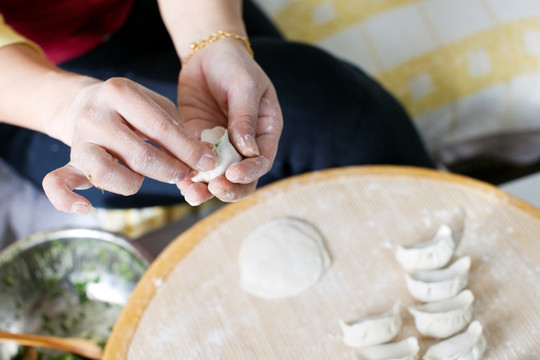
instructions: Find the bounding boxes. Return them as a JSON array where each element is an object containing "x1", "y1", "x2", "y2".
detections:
[{"x1": 0, "y1": 227, "x2": 153, "y2": 267}]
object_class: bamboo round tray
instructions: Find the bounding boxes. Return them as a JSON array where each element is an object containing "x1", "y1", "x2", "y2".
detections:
[{"x1": 104, "y1": 166, "x2": 540, "y2": 359}]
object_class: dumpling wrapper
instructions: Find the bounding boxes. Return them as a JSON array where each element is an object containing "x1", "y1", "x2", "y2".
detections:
[
  {"x1": 239, "y1": 218, "x2": 331, "y2": 299},
  {"x1": 191, "y1": 126, "x2": 243, "y2": 183}
]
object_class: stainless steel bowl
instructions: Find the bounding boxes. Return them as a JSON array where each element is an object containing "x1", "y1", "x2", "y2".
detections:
[{"x1": 0, "y1": 228, "x2": 152, "y2": 359}]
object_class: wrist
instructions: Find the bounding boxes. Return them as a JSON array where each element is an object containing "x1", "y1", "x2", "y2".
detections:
[
  {"x1": 157, "y1": 0, "x2": 245, "y2": 60},
  {"x1": 182, "y1": 30, "x2": 253, "y2": 66},
  {"x1": 0, "y1": 44, "x2": 99, "y2": 144}
]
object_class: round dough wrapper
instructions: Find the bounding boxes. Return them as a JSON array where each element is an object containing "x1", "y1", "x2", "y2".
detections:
[{"x1": 239, "y1": 218, "x2": 331, "y2": 299}]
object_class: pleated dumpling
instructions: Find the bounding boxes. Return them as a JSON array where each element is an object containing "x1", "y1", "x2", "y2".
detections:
[
  {"x1": 340, "y1": 302, "x2": 402, "y2": 348},
  {"x1": 404, "y1": 256, "x2": 471, "y2": 302},
  {"x1": 408, "y1": 289, "x2": 474, "y2": 338},
  {"x1": 424, "y1": 321, "x2": 487, "y2": 360},
  {"x1": 395, "y1": 225, "x2": 457, "y2": 272}
]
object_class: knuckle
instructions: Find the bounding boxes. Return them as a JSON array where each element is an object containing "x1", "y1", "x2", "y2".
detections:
[
  {"x1": 71, "y1": 143, "x2": 144, "y2": 196},
  {"x1": 169, "y1": 167, "x2": 190, "y2": 184},
  {"x1": 103, "y1": 77, "x2": 130, "y2": 91},
  {"x1": 147, "y1": 115, "x2": 172, "y2": 135},
  {"x1": 99, "y1": 77, "x2": 135, "y2": 99},
  {"x1": 230, "y1": 73, "x2": 258, "y2": 93},
  {"x1": 95, "y1": 166, "x2": 143, "y2": 196},
  {"x1": 87, "y1": 164, "x2": 109, "y2": 185},
  {"x1": 128, "y1": 146, "x2": 155, "y2": 174},
  {"x1": 258, "y1": 156, "x2": 271, "y2": 172},
  {"x1": 121, "y1": 176, "x2": 143, "y2": 195},
  {"x1": 236, "y1": 114, "x2": 258, "y2": 127},
  {"x1": 42, "y1": 171, "x2": 60, "y2": 192}
]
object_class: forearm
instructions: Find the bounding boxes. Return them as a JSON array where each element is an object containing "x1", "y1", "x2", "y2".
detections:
[
  {"x1": 0, "y1": 44, "x2": 97, "y2": 144},
  {"x1": 157, "y1": 0, "x2": 245, "y2": 61}
]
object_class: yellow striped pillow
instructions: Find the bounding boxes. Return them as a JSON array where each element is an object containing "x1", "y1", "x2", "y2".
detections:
[{"x1": 254, "y1": 0, "x2": 540, "y2": 153}]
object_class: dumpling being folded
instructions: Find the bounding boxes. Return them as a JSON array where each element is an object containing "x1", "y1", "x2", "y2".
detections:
[{"x1": 191, "y1": 126, "x2": 243, "y2": 183}]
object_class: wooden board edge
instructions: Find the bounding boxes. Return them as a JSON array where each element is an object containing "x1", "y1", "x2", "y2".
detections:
[{"x1": 103, "y1": 165, "x2": 540, "y2": 359}]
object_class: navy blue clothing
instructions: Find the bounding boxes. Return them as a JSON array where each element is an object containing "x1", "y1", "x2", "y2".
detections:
[{"x1": 0, "y1": 0, "x2": 434, "y2": 208}]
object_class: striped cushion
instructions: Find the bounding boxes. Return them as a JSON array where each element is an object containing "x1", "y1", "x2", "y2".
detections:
[{"x1": 254, "y1": 0, "x2": 540, "y2": 153}]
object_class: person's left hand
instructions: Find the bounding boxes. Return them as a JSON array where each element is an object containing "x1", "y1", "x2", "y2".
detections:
[{"x1": 175, "y1": 38, "x2": 283, "y2": 205}]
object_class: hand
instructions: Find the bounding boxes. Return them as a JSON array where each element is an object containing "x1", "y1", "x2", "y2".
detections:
[
  {"x1": 42, "y1": 77, "x2": 216, "y2": 214},
  {"x1": 175, "y1": 39, "x2": 283, "y2": 205}
]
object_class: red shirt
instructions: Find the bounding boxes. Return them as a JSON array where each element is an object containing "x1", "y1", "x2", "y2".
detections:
[{"x1": 0, "y1": 0, "x2": 135, "y2": 64}]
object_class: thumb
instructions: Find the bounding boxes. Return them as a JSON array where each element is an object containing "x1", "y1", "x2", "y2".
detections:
[{"x1": 226, "y1": 87, "x2": 261, "y2": 158}]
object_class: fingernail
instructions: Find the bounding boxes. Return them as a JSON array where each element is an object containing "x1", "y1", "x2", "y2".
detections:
[
  {"x1": 196, "y1": 154, "x2": 216, "y2": 171},
  {"x1": 244, "y1": 135, "x2": 260, "y2": 156},
  {"x1": 186, "y1": 198, "x2": 202, "y2": 206},
  {"x1": 217, "y1": 190, "x2": 234, "y2": 201},
  {"x1": 230, "y1": 176, "x2": 246, "y2": 183},
  {"x1": 227, "y1": 172, "x2": 246, "y2": 183},
  {"x1": 202, "y1": 141, "x2": 215, "y2": 150},
  {"x1": 187, "y1": 170, "x2": 198, "y2": 180},
  {"x1": 71, "y1": 202, "x2": 97, "y2": 215}
]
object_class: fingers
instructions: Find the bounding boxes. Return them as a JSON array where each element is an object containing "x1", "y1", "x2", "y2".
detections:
[
  {"x1": 177, "y1": 174, "x2": 258, "y2": 206},
  {"x1": 208, "y1": 177, "x2": 258, "y2": 202},
  {"x1": 43, "y1": 164, "x2": 95, "y2": 214},
  {"x1": 43, "y1": 144, "x2": 148, "y2": 214},
  {"x1": 89, "y1": 78, "x2": 216, "y2": 173},
  {"x1": 176, "y1": 179, "x2": 214, "y2": 206},
  {"x1": 71, "y1": 142, "x2": 145, "y2": 195},
  {"x1": 180, "y1": 69, "x2": 281, "y2": 204},
  {"x1": 176, "y1": 44, "x2": 283, "y2": 207},
  {"x1": 226, "y1": 79, "x2": 261, "y2": 158},
  {"x1": 52, "y1": 77, "x2": 219, "y2": 212},
  {"x1": 225, "y1": 155, "x2": 270, "y2": 184},
  {"x1": 73, "y1": 122, "x2": 193, "y2": 185},
  {"x1": 132, "y1": 85, "x2": 217, "y2": 171},
  {"x1": 252, "y1": 86, "x2": 283, "y2": 163},
  {"x1": 224, "y1": 61, "x2": 283, "y2": 162},
  {"x1": 226, "y1": 86, "x2": 283, "y2": 185}
]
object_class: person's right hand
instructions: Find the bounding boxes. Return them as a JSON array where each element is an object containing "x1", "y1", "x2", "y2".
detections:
[{"x1": 42, "y1": 77, "x2": 216, "y2": 214}]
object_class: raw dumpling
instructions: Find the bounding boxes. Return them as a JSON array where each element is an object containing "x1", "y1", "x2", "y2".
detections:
[
  {"x1": 356, "y1": 337, "x2": 419, "y2": 360},
  {"x1": 340, "y1": 302, "x2": 402, "y2": 348},
  {"x1": 238, "y1": 218, "x2": 331, "y2": 299},
  {"x1": 408, "y1": 289, "x2": 474, "y2": 338},
  {"x1": 395, "y1": 225, "x2": 456, "y2": 272},
  {"x1": 424, "y1": 321, "x2": 487, "y2": 360},
  {"x1": 191, "y1": 126, "x2": 243, "y2": 183},
  {"x1": 405, "y1": 257, "x2": 471, "y2": 302}
]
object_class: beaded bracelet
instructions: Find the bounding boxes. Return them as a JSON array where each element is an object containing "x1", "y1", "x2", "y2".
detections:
[{"x1": 182, "y1": 30, "x2": 254, "y2": 66}]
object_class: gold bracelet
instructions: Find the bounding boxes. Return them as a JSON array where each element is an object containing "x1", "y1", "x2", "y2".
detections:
[{"x1": 182, "y1": 30, "x2": 254, "y2": 66}]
